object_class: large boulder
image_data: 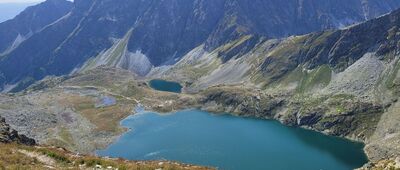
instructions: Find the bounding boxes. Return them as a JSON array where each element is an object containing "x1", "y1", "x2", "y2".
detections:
[{"x1": 0, "y1": 117, "x2": 36, "y2": 146}]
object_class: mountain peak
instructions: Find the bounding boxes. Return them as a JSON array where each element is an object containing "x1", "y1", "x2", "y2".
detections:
[{"x1": 1, "y1": 0, "x2": 400, "y2": 91}]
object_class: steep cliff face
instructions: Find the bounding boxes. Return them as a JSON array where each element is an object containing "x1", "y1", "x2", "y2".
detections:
[
  {"x1": 258, "y1": 9, "x2": 400, "y2": 86},
  {"x1": 1, "y1": 0, "x2": 400, "y2": 91},
  {"x1": 204, "y1": 0, "x2": 400, "y2": 50}
]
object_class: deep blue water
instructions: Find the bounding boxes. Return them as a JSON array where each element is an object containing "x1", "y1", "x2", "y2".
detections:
[
  {"x1": 97, "y1": 110, "x2": 368, "y2": 170},
  {"x1": 149, "y1": 79, "x2": 182, "y2": 93}
]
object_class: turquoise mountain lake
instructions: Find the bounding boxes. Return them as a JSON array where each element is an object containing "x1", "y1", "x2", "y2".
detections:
[
  {"x1": 97, "y1": 110, "x2": 368, "y2": 170},
  {"x1": 149, "y1": 79, "x2": 182, "y2": 93}
]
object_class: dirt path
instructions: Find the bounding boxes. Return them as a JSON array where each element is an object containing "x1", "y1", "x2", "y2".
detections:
[
  {"x1": 60, "y1": 85, "x2": 141, "y2": 103},
  {"x1": 18, "y1": 149, "x2": 56, "y2": 168}
]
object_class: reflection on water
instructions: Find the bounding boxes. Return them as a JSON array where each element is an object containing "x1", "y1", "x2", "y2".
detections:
[{"x1": 289, "y1": 126, "x2": 368, "y2": 167}]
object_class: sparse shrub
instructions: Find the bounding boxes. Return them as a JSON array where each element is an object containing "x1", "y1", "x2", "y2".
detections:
[
  {"x1": 0, "y1": 163, "x2": 5, "y2": 170},
  {"x1": 118, "y1": 165, "x2": 128, "y2": 170},
  {"x1": 77, "y1": 159, "x2": 85, "y2": 165},
  {"x1": 85, "y1": 159, "x2": 102, "y2": 167},
  {"x1": 41, "y1": 150, "x2": 70, "y2": 163}
]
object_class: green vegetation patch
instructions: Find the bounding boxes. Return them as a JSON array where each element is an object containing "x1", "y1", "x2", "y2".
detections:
[
  {"x1": 42, "y1": 150, "x2": 71, "y2": 164},
  {"x1": 296, "y1": 65, "x2": 332, "y2": 93},
  {"x1": 268, "y1": 65, "x2": 332, "y2": 93},
  {"x1": 269, "y1": 36, "x2": 306, "y2": 57},
  {"x1": 10, "y1": 76, "x2": 36, "y2": 93},
  {"x1": 59, "y1": 128, "x2": 74, "y2": 147},
  {"x1": 273, "y1": 66, "x2": 304, "y2": 86}
]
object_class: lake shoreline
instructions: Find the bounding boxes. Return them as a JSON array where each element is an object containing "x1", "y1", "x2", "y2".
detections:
[{"x1": 98, "y1": 108, "x2": 369, "y2": 170}]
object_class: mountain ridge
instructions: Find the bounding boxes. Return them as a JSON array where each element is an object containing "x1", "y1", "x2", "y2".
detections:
[
  {"x1": 0, "y1": 0, "x2": 73, "y2": 55},
  {"x1": 1, "y1": 0, "x2": 400, "y2": 91}
]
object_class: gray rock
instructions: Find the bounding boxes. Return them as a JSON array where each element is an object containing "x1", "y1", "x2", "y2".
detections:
[{"x1": 0, "y1": 116, "x2": 36, "y2": 146}]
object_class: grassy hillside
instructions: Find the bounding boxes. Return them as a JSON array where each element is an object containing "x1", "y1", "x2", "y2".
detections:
[{"x1": 0, "y1": 143, "x2": 211, "y2": 170}]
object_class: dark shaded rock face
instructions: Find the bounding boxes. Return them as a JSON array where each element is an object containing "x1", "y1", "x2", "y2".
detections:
[
  {"x1": 0, "y1": 0, "x2": 73, "y2": 54},
  {"x1": 1, "y1": 0, "x2": 400, "y2": 91},
  {"x1": 260, "y1": 8, "x2": 400, "y2": 83},
  {"x1": 297, "y1": 111, "x2": 323, "y2": 126},
  {"x1": 0, "y1": 117, "x2": 36, "y2": 146}
]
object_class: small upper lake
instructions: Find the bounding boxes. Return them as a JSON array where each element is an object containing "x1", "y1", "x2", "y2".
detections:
[
  {"x1": 149, "y1": 79, "x2": 182, "y2": 93},
  {"x1": 97, "y1": 110, "x2": 368, "y2": 170}
]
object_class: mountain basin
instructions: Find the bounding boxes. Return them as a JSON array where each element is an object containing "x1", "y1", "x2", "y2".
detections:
[{"x1": 97, "y1": 109, "x2": 368, "y2": 170}]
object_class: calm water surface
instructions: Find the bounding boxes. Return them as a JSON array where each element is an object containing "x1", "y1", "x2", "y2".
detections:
[
  {"x1": 149, "y1": 79, "x2": 182, "y2": 93},
  {"x1": 97, "y1": 110, "x2": 368, "y2": 170}
]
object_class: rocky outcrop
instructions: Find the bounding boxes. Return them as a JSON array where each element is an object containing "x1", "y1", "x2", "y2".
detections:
[
  {"x1": 0, "y1": 116, "x2": 35, "y2": 146},
  {"x1": 199, "y1": 86, "x2": 286, "y2": 118}
]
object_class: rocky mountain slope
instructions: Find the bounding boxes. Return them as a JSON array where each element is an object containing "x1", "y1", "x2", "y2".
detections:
[
  {"x1": 156, "y1": 6, "x2": 400, "y2": 100},
  {"x1": 0, "y1": 0, "x2": 73, "y2": 55},
  {"x1": 1, "y1": 0, "x2": 400, "y2": 92}
]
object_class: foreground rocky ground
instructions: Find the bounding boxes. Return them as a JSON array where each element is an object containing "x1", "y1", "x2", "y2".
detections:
[
  {"x1": 0, "y1": 116, "x2": 35, "y2": 146},
  {"x1": 0, "y1": 143, "x2": 211, "y2": 170}
]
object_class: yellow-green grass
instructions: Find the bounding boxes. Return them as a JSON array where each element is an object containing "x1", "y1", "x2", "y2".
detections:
[
  {"x1": 0, "y1": 143, "x2": 212, "y2": 170},
  {"x1": 63, "y1": 95, "x2": 134, "y2": 133}
]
